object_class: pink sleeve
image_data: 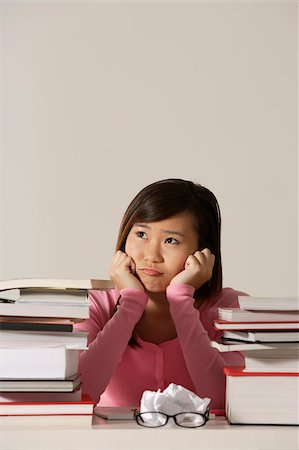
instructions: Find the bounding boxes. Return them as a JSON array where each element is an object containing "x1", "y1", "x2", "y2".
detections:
[
  {"x1": 166, "y1": 284, "x2": 245, "y2": 409},
  {"x1": 75, "y1": 288, "x2": 148, "y2": 403}
]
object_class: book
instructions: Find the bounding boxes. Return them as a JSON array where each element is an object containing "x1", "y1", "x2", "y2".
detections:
[
  {"x1": 238, "y1": 295, "x2": 299, "y2": 311},
  {"x1": 94, "y1": 406, "x2": 138, "y2": 420},
  {"x1": 214, "y1": 319, "x2": 299, "y2": 330},
  {"x1": 0, "y1": 301, "x2": 90, "y2": 319},
  {"x1": 0, "y1": 278, "x2": 114, "y2": 292},
  {"x1": 9, "y1": 290, "x2": 90, "y2": 304},
  {"x1": 213, "y1": 341, "x2": 299, "y2": 372},
  {"x1": 0, "y1": 392, "x2": 94, "y2": 416},
  {"x1": 0, "y1": 414, "x2": 93, "y2": 426},
  {"x1": 0, "y1": 319, "x2": 74, "y2": 332},
  {"x1": 0, "y1": 346, "x2": 80, "y2": 379},
  {"x1": 243, "y1": 349, "x2": 299, "y2": 373},
  {"x1": 224, "y1": 366, "x2": 299, "y2": 424},
  {"x1": 211, "y1": 340, "x2": 299, "y2": 353},
  {"x1": 222, "y1": 329, "x2": 299, "y2": 343},
  {"x1": 0, "y1": 290, "x2": 90, "y2": 305},
  {"x1": 0, "y1": 330, "x2": 88, "y2": 349},
  {"x1": 0, "y1": 374, "x2": 81, "y2": 392},
  {"x1": 0, "y1": 387, "x2": 82, "y2": 403},
  {"x1": 218, "y1": 308, "x2": 299, "y2": 322}
]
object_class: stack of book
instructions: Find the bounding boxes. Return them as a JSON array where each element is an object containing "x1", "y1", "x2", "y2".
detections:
[
  {"x1": 212, "y1": 295, "x2": 299, "y2": 425},
  {"x1": 0, "y1": 278, "x2": 113, "y2": 423}
]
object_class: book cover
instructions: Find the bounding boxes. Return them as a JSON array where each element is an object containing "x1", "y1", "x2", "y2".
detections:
[{"x1": 93, "y1": 406, "x2": 138, "y2": 420}]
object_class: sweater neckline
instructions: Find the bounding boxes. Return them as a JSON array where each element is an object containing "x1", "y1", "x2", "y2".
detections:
[{"x1": 134, "y1": 331, "x2": 179, "y2": 348}]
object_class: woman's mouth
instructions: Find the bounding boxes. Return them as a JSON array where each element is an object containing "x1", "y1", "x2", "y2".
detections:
[{"x1": 140, "y1": 268, "x2": 163, "y2": 276}]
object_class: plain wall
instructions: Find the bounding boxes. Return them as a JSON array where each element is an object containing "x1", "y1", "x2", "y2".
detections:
[{"x1": 0, "y1": 1, "x2": 298, "y2": 296}]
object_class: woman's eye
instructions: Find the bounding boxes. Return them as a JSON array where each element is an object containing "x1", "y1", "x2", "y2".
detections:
[
  {"x1": 136, "y1": 231, "x2": 147, "y2": 239},
  {"x1": 165, "y1": 237, "x2": 179, "y2": 244}
]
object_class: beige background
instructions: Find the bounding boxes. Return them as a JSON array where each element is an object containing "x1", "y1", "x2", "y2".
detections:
[{"x1": 0, "y1": 1, "x2": 298, "y2": 297}]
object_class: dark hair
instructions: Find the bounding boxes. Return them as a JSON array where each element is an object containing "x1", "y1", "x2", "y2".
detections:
[{"x1": 116, "y1": 178, "x2": 222, "y2": 306}]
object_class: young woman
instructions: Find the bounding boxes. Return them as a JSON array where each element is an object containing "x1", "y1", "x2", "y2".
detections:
[{"x1": 74, "y1": 178, "x2": 245, "y2": 409}]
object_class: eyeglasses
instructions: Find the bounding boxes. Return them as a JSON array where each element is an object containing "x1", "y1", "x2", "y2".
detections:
[{"x1": 135, "y1": 409, "x2": 210, "y2": 428}]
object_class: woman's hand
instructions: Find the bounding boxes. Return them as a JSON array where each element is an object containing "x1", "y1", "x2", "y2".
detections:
[
  {"x1": 170, "y1": 249, "x2": 215, "y2": 290},
  {"x1": 109, "y1": 250, "x2": 145, "y2": 292}
]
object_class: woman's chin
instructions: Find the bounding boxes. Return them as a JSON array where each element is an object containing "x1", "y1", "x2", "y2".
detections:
[{"x1": 145, "y1": 284, "x2": 169, "y2": 294}]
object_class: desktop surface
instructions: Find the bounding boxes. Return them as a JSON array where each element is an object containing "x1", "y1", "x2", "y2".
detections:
[{"x1": 0, "y1": 415, "x2": 298, "y2": 450}]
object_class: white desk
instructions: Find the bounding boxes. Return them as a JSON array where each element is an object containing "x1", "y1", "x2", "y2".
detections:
[{"x1": 0, "y1": 415, "x2": 298, "y2": 450}]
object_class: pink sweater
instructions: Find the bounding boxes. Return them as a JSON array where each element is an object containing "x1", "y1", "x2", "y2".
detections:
[{"x1": 74, "y1": 284, "x2": 245, "y2": 409}]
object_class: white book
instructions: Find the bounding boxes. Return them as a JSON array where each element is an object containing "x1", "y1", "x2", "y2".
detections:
[
  {"x1": 0, "y1": 347, "x2": 80, "y2": 379},
  {"x1": 0, "y1": 393, "x2": 94, "y2": 416},
  {"x1": 0, "y1": 387, "x2": 82, "y2": 403},
  {"x1": 0, "y1": 374, "x2": 81, "y2": 392},
  {"x1": 238, "y1": 295, "x2": 299, "y2": 311},
  {"x1": 214, "y1": 319, "x2": 299, "y2": 330},
  {"x1": 223, "y1": 329, "x2": 299, "y2": 343},
  {"x1": 0, "y1": 301, "x2": 89, "y2": 319},
  {"x1": 0, "y1": 330, "x2": 88, "y2": 349},
  {"x1": 211, "y1": 341, "x2": 299, "y2": 352},
  {"x1": 218, "y1": 308, "x2": 299, "y2": 322},
  {"x1": 13, "y1": 291, "x2": 89, "y2": 305},
  {"x1": 225, "y1": 367, "x2": 299, "y2": 424},
  {"x1": 0, "y1": 278, "x2": 114, "y2": 292},
  {"x1": 212, "y1": 341, "x2": 299, "y2": 372}
]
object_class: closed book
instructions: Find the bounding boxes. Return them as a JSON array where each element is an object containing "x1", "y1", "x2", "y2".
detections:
[
  {"x1": 0, "y1": 392, "x2": 94, "y2": 416},
  {"x1": 0, "y1": 302, "x2": 89, "y2": 319},
  {"x1": 0, "y1": 374, "x2": 81, "y2": 392},
  {"x1": 224, "y1": 366, "x2": 299, "y2": 425},
  {"x1": 0, "y1": 387, "x2": 82, "y2": 403},
  {"x1": 0, "y1": 346, "x2": 79, "y2": 379},
  {"x1": 211, "y1": 340, "x2": 299, "y2": 353},
  {"x1": 218, "y1": 308, "x2": 299, "y2": 322},
  {"x1": 222, "y1": 329, "x2": 299, "y2": 343},
  {"x1": 94, "y1": 406, "x2": 138, "y2": 420},
  {"x1": 12, "y1": 290, "x2": 89, "y2": 305},
  {"x1": 212, "y1": 341, "x2": 299, "y2": 372},
  {"x1": 0, "y1": 320, "x2": 73, "y2": 332},
  {"x1": 0, "y1": 278, "x2": 114, "y2": 291},
  {"x1": 238, "y1": 296, "x2": 299, "y2": 311},
  {"x1": 243, "y1": 349, "x2": 299, "y2": 373},
  {"x1": 214, "y1": 319, "x2": 299, "y2": 330},
  {"x1": 0, "y1": 330, "x2": 88, "y2": 349},
  {"x1": 0, "y1": 414, "x2": 92, "y2": 426}
]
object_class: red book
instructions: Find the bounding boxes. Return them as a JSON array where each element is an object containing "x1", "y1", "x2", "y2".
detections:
[
  {"x1": 224, "y1": 366, "x2": 299, "y2": 377},
  {"x1": 224, "y1": 366, "x2": 299, "y2": 425},
  {"x1": 0, "y1": 393, "x2": 94, "y2": 416}
]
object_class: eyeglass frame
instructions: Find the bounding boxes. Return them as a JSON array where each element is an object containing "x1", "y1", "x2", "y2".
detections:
[{"x1": 134, "y1": 408, "x2": 210, "y2": 428}]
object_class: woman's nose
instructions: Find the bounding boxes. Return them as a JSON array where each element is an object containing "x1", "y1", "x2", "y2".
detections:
[{"x1": 144, "y1": 242, "x2": 164, "y2": 263}]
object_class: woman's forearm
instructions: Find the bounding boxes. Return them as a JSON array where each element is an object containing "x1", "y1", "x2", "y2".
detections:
[{"x1": 76, "y1": 289, "x2": 147, "y2": 403}]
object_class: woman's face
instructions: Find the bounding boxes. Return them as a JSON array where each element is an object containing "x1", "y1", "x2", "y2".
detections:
[{"x1": 125, "y1": 211, "x2": 199, "y2": 293}]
